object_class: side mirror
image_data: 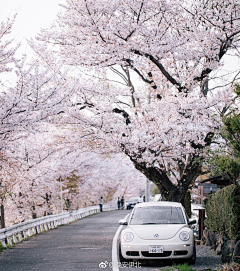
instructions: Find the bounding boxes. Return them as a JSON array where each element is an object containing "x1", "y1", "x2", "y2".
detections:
[
  {"x1": 119, "y1": 219, "x2": 128, "y2": 225},
  {"x1": 188, "y1": 219, "x2": 197, "y2": 225}
]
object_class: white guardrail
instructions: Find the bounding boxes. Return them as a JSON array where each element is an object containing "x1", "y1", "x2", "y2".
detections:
[{"x1": 0, "y1": 204, "x2": 118, "y2": 248}]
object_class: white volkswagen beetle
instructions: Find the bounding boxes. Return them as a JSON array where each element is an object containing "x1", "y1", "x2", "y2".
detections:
[{"x1": 119, "y1": 201, "x2": 196, "y2": 264}]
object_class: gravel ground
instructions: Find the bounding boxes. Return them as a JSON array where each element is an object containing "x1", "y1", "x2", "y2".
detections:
[
  {"x1": 190, "y1": 245, "x2": 222, "y2": 270},
  {"x1": 155, "y1": 245, "x2": 223, "y2": 271}
]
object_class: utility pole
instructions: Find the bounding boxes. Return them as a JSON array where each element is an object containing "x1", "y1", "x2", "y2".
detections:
[
  {"x1": 0, "y1": 165, "x2": 5, "y2": 228},
  {"x1": 145, "y1": 178, "x2": 150, "y2": 202}
]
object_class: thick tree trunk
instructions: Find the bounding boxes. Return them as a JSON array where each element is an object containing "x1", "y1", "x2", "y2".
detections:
[
  {"x1": 181, "y1": 191, "x2": 191, "y2": 218},
  {"x1": 130, "y1": 156, "x2": 202, "y2": 217}
]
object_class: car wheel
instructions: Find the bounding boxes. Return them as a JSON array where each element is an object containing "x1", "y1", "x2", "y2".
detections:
[
  {"x1": 119, "y1": 243, "x2": 129, "y2": 263},
  {"x1": 188, "y1": 242, "x2": 196, "y2": 265}
]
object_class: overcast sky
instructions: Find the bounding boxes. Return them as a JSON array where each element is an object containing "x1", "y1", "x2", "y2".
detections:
[{"x1": 1, "y1": 0, "x2": 66, "y2": 41}]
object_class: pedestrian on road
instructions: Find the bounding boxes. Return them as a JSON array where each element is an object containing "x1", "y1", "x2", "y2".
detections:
[
  {"x1": 117, "y1": 197, "x2": 121, "y2": 210},
  {"x1": 121, "y1": 196, "x2": 124, "y2": 210},
  {"x1": 99, "y1": 196, "x2": 103, "y2": 212},
  {"x1": 143, "y1": 195, "x2": 145, "y2": 202}
]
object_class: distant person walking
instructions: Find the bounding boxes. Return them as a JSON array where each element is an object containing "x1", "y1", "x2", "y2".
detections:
[
  {"x1": 117, "y1": 197, "x2": 121, "y2": 210},
  {"x1": 121, "y1": 196, "x2": 124, "y2": 210},
  {"x1": 99, "y1": 196, "x2": 103, "y2": 212}
]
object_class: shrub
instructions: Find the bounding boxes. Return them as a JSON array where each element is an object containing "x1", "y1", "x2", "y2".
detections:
[{"x1": 204, "y1": 185, "x2": 240, "y2": 240}]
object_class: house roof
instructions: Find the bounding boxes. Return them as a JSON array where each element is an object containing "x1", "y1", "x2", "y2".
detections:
[{"x1": 199, "y1": 175, "x2": 231, "y2": 186}]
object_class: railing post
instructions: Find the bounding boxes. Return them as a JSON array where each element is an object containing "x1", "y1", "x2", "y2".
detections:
[
  {"x1": 44, "y1": 224, "x2": 48, "y2": 231},
  {"x1": 36, "y1": 225, "x2": 41, "y2": 234},
  {"x1": 1, "y1": 239, "x2": 6, "y2": 248},
  {"x1": 40, "y1": 224, "x2": 44, "y2": 232},
  {"x1": 7, "y1": 237, "x2": 12, "y2": 246},
  {"x1": 13, "y1": 235, "x2": 18, "y2": 244},
  {"x1": 23, "y1": 230, "x2": 28, "y2": 239},
  {"x1": 18, "y1": 232, "x2": 23, "y2": 242},
  {"x1": 32, "y1": 227, "x2": 36, "y2": 235},
  {"x1": 27, "y1": 229, "x2": 32, "y2": 237}
]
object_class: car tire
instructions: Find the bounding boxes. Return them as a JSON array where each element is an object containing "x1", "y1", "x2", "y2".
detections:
[
  {"x1": 187, "y1": 242, "x2": 196, "y2": 265},
  {"x1": 119, "y1": 243, "x2": 129, "y2": 263}
]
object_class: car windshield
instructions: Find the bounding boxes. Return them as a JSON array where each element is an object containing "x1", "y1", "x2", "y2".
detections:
[
  {"x1": 128, "y1": 197, "x2": 139, "y2": 202},
  {"x1": 129, "y1": 206, "x2": 186, "y2": 225},
  {"x1": 153, "y1": 194, "x2": 162, "y2": 201}
]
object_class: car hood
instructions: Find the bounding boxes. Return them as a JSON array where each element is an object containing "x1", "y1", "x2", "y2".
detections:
[{"x1": 128, "y1": 224, "x2": 187, "y2": 240}]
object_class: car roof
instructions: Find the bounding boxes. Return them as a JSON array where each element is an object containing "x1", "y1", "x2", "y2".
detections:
[{"x1": 134, "y1": 201, "x2": 183, "y2": 208}]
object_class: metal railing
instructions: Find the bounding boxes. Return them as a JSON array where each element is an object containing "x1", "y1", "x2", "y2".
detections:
[
  {"x1": 0, "y1": 204, "x2": 118, "y2": 248},
  {"x1": 102, "y1": 204, "x2": 118, "y2": 211}
]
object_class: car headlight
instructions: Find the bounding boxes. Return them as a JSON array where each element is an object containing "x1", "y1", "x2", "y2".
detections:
[
  {"x1": 123, "y1": 232, "x2": 134, "y2": 242},
  {"x1": 179, "y1": 231, "x2": 190, "y2": 241}
]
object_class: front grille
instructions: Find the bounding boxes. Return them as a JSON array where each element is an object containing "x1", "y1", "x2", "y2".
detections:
[
  {"x1": 126, "y1": 251, "x2": 140, "y2": 256},
  {"x1": 174, "y1": 251, "x2": 188, "y2": 256},
  {"x1": 141, "y1": 251, "x2": 172, "y2": 257}
]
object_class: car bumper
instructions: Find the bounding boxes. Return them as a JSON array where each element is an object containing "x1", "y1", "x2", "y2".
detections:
[
  {"x1": 121, "y1": 240, "x2": 194, "y2": 260},
  {"x1": 127, "y1": 204, "x2": 136, "y2": 209}
]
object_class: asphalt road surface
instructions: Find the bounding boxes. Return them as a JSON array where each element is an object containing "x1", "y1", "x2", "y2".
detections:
[
  {"x1": 0, "y1": 210, "x2": 130, "y2": 271},
  {"x1": 0, "y1": 210, "x2": 221, "y2": 271}
]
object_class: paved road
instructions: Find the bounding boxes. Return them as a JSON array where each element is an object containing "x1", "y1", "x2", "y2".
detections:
[
  {"x1": 0, "y1": 210, "x2": 221, "y2": 271},
  {"x1": 0, "y1": 210, "x2": 124, "y2": 271}
]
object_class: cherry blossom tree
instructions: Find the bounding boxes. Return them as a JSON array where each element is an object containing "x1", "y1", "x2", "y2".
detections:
[
  {"x1": 0, "y1": 15, "x2": 19, "y2": 80},
  {"x1": 0, "y1": 15, "x2": 20, "y2": 227},
  {"x1": 2, "y1": 130, "x2": 147, "y2": 226},
  {"x1": 0, "y1": 18, "x2": 85, "y2": 225},
  {"x1": 59, "y1": 152, "x2": 146, "y2": 210},
  {"x1": 0, "y1": 13, "x2": 147, "y2": 227},
  {"x1": 37, "y1": 0, "x2": 240, "y2": 213},
  {"x1": 1, "y1": 0, "x2": 239, "y2": 223}
]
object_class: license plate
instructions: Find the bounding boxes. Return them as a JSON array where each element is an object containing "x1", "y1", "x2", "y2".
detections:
[{"x1": 149, "y1": 245, "x2": 164, "y2": 253}]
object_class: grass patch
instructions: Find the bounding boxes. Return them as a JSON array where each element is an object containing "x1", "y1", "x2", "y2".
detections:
[
  {"x1": 159, "y1": 263, "x2": 197, "y2": 271},
  {"x1": 84, "y1": 212, "x2": 100, "y2": 217},
  {"x1": 0, "y1": 243, "x2": 7, "y2": 253}
]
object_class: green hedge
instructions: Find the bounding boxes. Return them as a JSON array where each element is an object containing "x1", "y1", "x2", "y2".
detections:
[{"x1": 204, "y1": 184, "x2": 240, "y2": 240}]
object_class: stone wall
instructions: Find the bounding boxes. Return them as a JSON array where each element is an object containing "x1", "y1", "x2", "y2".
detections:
[{"x1": 201, "y1": 228, "x2": 240, "y2": 263}]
